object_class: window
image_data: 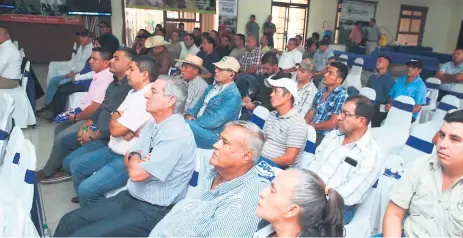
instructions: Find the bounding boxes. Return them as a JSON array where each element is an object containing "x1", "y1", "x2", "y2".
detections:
[
  {"x1": 396, "y1": 5, "x2": 428, "y2": 46},
  {"x1": 164, "y1": 11, "x2": 201, "y2": 35},
  {"x1": 271, "y1": 0, "x2": 309, "y2": 51}
]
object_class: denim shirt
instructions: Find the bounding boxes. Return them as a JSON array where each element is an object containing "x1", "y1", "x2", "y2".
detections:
[{"x1": 187, "y1": 82, "x2": 242, "y2": 135}]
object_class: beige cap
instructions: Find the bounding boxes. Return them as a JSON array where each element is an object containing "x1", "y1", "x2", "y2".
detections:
[
  {"x1": 175, "y1": 54, "x2": 210, "y2": 76},
  {"x1": 145, "y1": 35, "x2": 171, "y2": 48},
  {"x1": 212, "y1": 56, "x2": 240, "y2": 73},
  {"x1": 297, "y1": 58, "x2": 315, "y2": 72}
]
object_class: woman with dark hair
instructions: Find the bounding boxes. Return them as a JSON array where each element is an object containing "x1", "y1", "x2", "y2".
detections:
[
  {"x1": 255, "y1": 169, "x2": 344, "y2": 237},
  {"x1": 210, "y1": 30, "x2": 219, "y2": 44},
  {"x1": 196, "y1": 35, "x2": 220, "y2": 84}
]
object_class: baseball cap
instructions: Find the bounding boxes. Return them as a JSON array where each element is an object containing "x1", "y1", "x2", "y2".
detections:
[
  {"x1": 296, "y1": 58, "x2": 315, "y2": 72},
  {"x1": 136, "y1": 31, "x2": 153, "y2": 39},
  {"x1": 97, "y1": 21, "x2": 111, "y2": 28},
  {"x1": 213, "y1": 56, "x2": 240, "y2": 73},
  {"x1": 76, "y1": 29, "x2": 93, "y2": 37},
  {"x1": 406, "y1": 58, "x2": 423, "y2": 69},
  {"x1": 264, "y1": 75, "x2": 298, "y2": 99}
]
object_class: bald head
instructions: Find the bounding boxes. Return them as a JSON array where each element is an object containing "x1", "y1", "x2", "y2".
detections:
[
  {"x1": 0, "y1": 26, "x2": 11, "y2": 44},
  {"x1": 246, "y1": 35, "x2": 257, "y2": 50}
]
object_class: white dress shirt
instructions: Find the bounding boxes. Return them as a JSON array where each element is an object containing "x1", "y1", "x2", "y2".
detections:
[
  {"x1": 175, "y1": 42, "x2": 200, "y2": 68},
  {"x1": 278, "y1": 48, "x2": 303, "y2": 70},
  {"x1": 308, "y1": 129, "x2": 384, "y2": 206},
  {"x1": 0, "y1": 39, "x2": 22, "y2": 80},
  {"x1": 71, "y1": 42, "x2": 93, "y2": 72}
]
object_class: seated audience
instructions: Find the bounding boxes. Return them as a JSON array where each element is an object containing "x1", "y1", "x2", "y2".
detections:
[
  {"x1": 260, "y1": 35, "x2": 271, "y2": 54},
  {"x1": 307, "y1": 32, "x2": 320, "y2": 49},
  {"x1": 435, "y1": 47, "x2": 463, "y2": 101},
  {"x1": 35, "y1": 48, "x2": 125, "y2": 184},
  {"x1": 97, "y1": 21, "x2": 120, "y2": 53},
  {"x1": 185, "y1": 56, "x2": 242, "y2": 149},
  {"x1": 305, "y1": 62, "x2": 348, "y2": 145},
  {"x1": 175, "y1": 34, "x2": 200, "y2": 68},
  {"x1": 54, "y1": 77, "x2": 193, "y2": 237},
  {"x1": 230, "y1": 33, "x2": 247, "y2": 61},
  {"x1": 167, "y1": 31, "x2": 182, "y2": 64},
  {"x1": 235, "y1": 35, "x2": 264, "y2": 98},
  {"x1": 216, "y1": 34, "x2": 232, "y2": 59},
  {"x1": 274, "y1": 38, "x2": 302, "y2": 74},
  {"x1": 145, "y1": 35, "x2": 172, "y2": 75},
  {"x1": 383, "y1": 110, "x2": 463, "y2": 237},
  {"x1": 0, "y1": 25, "x2": 22, "y2": 89},
  {"x1": 367, "y1": 55, "x2": 395, "y2": 127},
  {"x1": 132, "y1": 29, "x2": 152, "y2": 55},
  {"x1": 193, "y1": 27, "x2": 202, "y2": 47},
  {"x1": 386, "y1": 59, "x2": 427, "y2": 122},
  {"x1": 175, "y1": 54, "x2": 209, "y2": 112},
  {"x1": 65, "y1": 55, "x2": 157, "y2": 206},
  {"x1": 302, "y1": 38, "x2": 317, "y2": 60},
  {"x1": 309, "y1": 95, "x2": 382, "y2": 224},
  {"x1": 210, "y1": 29, "x2": 219, "y2": 43},
  {"x1": 196, "y1": 35, "x2": 220, "y2": 84},
  {"x1": 295, "y1": 35, "x2": 305, "y2": 53},
  {"x1": 255, "y1": 169, "x2": 344, "y2": 237},
  {"x1": 150, "y1": 121, "x2": 268, "y2": 237},
  {"x1": 261, "y1": 75, "x2": 308, "y2": 168},
  {"x1": 312, "y1": 39, "x2": 334, "y2": 87},
  {"x1": 295, "y1": 59, "x2": 318, "y2": 116},
  {"x1": 46, "y1": 29, "x2": 93, "y2": 86},
  {"x1": 155, "y1": 27, "x2": 169, "y2": 42}
]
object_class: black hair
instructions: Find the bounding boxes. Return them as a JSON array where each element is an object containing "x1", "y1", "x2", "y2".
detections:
[
  {"x1": 295, "y1": 35, "x2": 303, "y2": 41},
  {"x1": 455, "y1": 47, "x2": 463, "y2": 52},
  {"x1": 330, "y1": 61, "x2": 349, "y2": 83},
  {"x1": 312, "y1": 32, "x2": 320, "y2": 40},
  {"x1": 251, "y1": 14, "x2": 256, "y2": 18},
  {"x1": 306, "y1": 38, "x2": 316, "y2": 49},
  {"x1": 345, "y1": 95, "x2": 375, "y2": 125},
  {"x1": 178, "y1": 22, "x2": 184, "y2": 27},
  {"x1": 184, "y1": 33, "x2": 195, "y2": 40},
  {"x1": 156, "y1": 24, "x2": 162, "y2": 28},
  {"x1": 261, "y1": 52, "x2": 279, "y2": 65},
  {"x1": 354, "y1": 21, "x2": 361, "y2": 26},
  {"x1": 319, "y1": 38, "x2": 330, "y2": 46},
  {"x1": 370, "y1": 18, "x2": 376, "y2": 24},
  {"x1": 157, "y1": 28, "x2": 166, "y2": 36},
  {"x1": 378, "y1": 55, "x2": 391, "y2": 64},
  {"x1": 288, "y1": 38, "x2": 297, "y2": 45},
  {"x1": 202, "y1": 32, "x2": 210, "y2": 38},
  {"x1": 193, "y1": 27, "x2": 201, "y2": 32},
  {"x1": 202, "y1": 35, "x2": 217, "y2": 48},
  {"x1": 236, "y1": 33, "x2": 246, "y2": 44},
  {"x1": 134, "y1": 55, "x2": 160, "y2": 83},
  {"x1": 117, "y1": 47, "x2": 137, "y2": 61},
  {"x1": 222, "y1": 34, "x2": 232, "y2": 42},
  {"x1": 92, "y1": 47, "x2": 113, "y2": 61},
  {"x1": 444, "y1": 110, "x2": 463, "y2": 123},
  {"x1": 0, "y1": 25, "x2": 11, "y2": 37}
]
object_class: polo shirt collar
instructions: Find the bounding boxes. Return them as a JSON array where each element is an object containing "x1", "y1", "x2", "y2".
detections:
[
  {"x1": 276, "y1": 108, "x2": 297, "y2": 119},
  {"x1": 336, "y1": 128, "x2": 372, "y2": 152},
  {"x1": 299, "y1": 80, "x2": 314, "y2": 91},
  {"x1": 324, "y1": 85, "x2": 344, "y2": 94},
  {"x1": 208, "y1": 168, "x2": 257, "y2": 195},
  {"x1": 375, "y1": 71, "x2": 391, "y2": 78},
  {"x1": 94, "y1": 68, "x2": 111, "y2": 79},
  {"x1": 429, "y1": 155, "x2": 463, "y2": 185},
  {"x1": 113, "y1": 75, "x2": 128, "y2": 85}
]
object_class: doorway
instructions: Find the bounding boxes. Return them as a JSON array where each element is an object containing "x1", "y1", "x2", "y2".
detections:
[
  {"x1": 396, "y1": 5, "x2": 428, "y2": 46},
  {"x1": 271, "y1": 0, "x2": 309, "y2": 51}
]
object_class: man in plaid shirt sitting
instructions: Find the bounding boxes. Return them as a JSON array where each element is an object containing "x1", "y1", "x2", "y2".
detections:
[{"x1": 235, "y1": 36, "x2": 264, "y2": 99}]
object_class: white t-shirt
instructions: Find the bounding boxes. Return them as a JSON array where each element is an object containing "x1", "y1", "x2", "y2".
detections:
[
  {"x1": 0, "y1": 39, "x2": 22, "y2": 80},
  {"x1": 175, "y1": 42, "x2": 200, "y2": 68},
  {"x1": 108, "y1": 83, "x2": 154, "y2": 155},
  {"x1": 278, "y1": 48, "x2": 303, "y2": 70}
]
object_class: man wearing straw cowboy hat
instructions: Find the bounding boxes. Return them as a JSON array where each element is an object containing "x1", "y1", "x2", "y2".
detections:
[
  {"x1": 145, "y1": 35, "x2": 173, "y2": 75},
  {"x1": 175, "y1": 54, "x2": 210, "y2": 112}
]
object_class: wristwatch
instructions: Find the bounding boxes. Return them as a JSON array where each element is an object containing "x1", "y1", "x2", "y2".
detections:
[{"x1": 128, "y1": 151, "x2": 141, "y2": 161}]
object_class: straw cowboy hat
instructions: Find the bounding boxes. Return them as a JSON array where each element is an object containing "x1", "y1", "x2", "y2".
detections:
[
  {"x1": 145, "y1": 35, "x2": 171, "y2": 48},
  {"x1": 175, "y1": 54, "x2": 210, "y2": 76}
]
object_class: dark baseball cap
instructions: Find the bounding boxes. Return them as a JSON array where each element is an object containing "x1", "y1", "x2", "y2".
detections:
[
  {"x1": 406, "y1": 58, "x2": 422, "y2": 69},
  {"x1": 76, "y1": 29, "x2": 93, "y2": 37},
  {"x1": 97, "y1": 21, "x2": 111, "y2": 28},
  {"x1": 136, "y1": 31, "x2": 153, "y2": 39}
]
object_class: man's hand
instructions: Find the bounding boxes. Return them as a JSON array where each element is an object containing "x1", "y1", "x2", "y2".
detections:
[
  {"x1": 65, "y1": 71, "x2": 77, "y2": 78},
  {"x1": 185, "y1": 114, "x2": 196, "y2": 121},
  {"x1": 385, "y1": 104, "x2": 392, "y2": 112},
  {"x1": 141, "y1": 154, "x2": 151, "y2": 163},
  {"x1": 77, "y1": 130, "x2": 91, "y2": 145},
  {"x1": 243, "y1": 96, "x2": 252, "y2": 104},
  {"x1": 68, "y1": 113, "x2": 76, "y2": 121},
  {"x1": 124, "y1": 131, "x2": 140, "y2": 141}
]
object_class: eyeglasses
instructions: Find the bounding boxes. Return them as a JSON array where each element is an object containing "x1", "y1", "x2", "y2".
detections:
[{"x1": 340, "y1": 110, "x2": 358, "y2": 119}]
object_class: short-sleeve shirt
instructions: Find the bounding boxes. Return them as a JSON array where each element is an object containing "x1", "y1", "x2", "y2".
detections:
[
  {"x1": 295, "y1": 81, "x2": 318, "y2": 116},
  {"x1": 108, "y1": 83, "x2": 154, "y2": 155},
  {"x1": 263, "y1": 21, "x2": 276, "y2": 38},
  {"x1": 366, "y1": 72, "x2": 396, "y2": 104},
  {"x1": 197, "y1": 50, "x2": 221, "y2": 83},
  {"x1": 313, "y1": 47, "x2": 335, "y2": 72},
  {"x1": 184, "y1": 75, "x2": 208, "y2": 113},
  {"x1": 246, "y1": 22, "x2": 260, "y2": 41},
  {"x1": 261, "y1": 109, "x2": 308, "y2": 168},
  {"x1": 229, "y1": 47, "x2": 247, "y2": 62},
  {"x1": 311, "y1": 86, "x2": 348, "y2": 135},
  {"x1": 367, "y1": 24, "x2": 381, "y2": 41},
  {"x1": 389, "y1": 75, "x2": 427, "y2": 119},
  {"x1": 239, "y1": 47, "x2": 263, "y2": 72},
  {"x1": 439, "y1": 61, "x2": 463, "y2": 92},
  {"x1": 390, "y1": 155, "x2": 463, "y2": 237},
  {"x1": 278, "y1": 49, "x2": 303, "y2": 70},
  {"x1": 79, "y1": 68, "x2": 114, "y2": 110}
]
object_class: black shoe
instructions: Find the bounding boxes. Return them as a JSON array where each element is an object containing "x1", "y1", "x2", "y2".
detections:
[{"x1": 71, "y1": 196, "x2": 80, "y2": 203}]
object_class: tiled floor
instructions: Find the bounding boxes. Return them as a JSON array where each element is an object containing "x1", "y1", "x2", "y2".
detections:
[{"x1": 22, "y1": 63, "x2": 79, "y2": 232}]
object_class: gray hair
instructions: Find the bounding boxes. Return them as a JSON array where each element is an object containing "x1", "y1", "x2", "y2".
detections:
[
  {"x1": 157, "y1": 75, "x2": 188, "y2": 113},
  {"x1": 224, "y1": 120, "x2": 266, "y2": 162}
]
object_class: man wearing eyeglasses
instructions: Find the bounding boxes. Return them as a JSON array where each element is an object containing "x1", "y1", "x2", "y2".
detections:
[
  {"x1": 308, "y1": 95, "x2": 383, "y2": 225},
  {"x1": 184, "y1": 56, "x2": 242, "y2": 149}
]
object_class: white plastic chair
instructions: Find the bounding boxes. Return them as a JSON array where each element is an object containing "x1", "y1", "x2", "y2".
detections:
[
  {"x1": 0, "y1": 61, "x2": 36, "y2": 128},
  {"x1": 419, "y1": 77, "x2": 441, "y2": 123},
  {"x1": 250, "y1": 106, "x2": 270, "y2": 129},
  {"x1": 0, "y1": 127, "x2": 24, "y2": 184},
  {"x1": 371, "y1": 96, "x2": 415, "y2": 155},
  {"x1": 0, "y1": 197, "x2": 40, "y2": 237},
  {"x1": 0, "y1": 93, "x2": 14, "y2": 163},
  {"x1": 66, "y1": 92, "x2": 88, "y2": 110},
  {"x1": 345, "y1": 188, "x2": 381, "y2": 237},
  {"x1": 339, "y1": 54, "x2": 348, "y2": 66},
  {"x1": 13, "y1": 40, "x2": 18, "y2": 49},
  {"x1": 19, "y1": 48, "x2": 25, "y2": 59},
  {"x1": 184, "y1": 148, "x2": 214, "y2": 199},
  {"x1": 299, "y1": 125, "x2": 316, "y2": 169},
  {"x1": 451, "y1": 83, "x2": 463, "y2": 109},
  {"x1": 343, "y1": 58, "x2": 363, "y2": 92},
  {"x1": 72, "y1": 42, "x2": 77, "y2": 59},
  {"x1": 359, "y1": 87, "x2": 376, "y2": 102},
  {"x1": 13, "y1": 139, "x2": 37, "y2": 213}
]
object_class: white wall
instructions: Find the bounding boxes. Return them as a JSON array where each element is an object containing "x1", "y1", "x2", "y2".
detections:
[
  {"x1": 111, "y1": 0, "x2": 124, "y2": 44},
  {"x1": 236, "y1": 0, "x2": 272, "y2": 36}
]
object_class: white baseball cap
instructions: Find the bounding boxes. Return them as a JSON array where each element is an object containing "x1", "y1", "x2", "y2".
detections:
[{"x1": 264, "y1": 75, "x2": 298, "y2": 99}]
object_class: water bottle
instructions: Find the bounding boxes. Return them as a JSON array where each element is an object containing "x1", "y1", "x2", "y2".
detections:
[{"x1": 43, "y1": 224, "x2": 53, "y2": 238}]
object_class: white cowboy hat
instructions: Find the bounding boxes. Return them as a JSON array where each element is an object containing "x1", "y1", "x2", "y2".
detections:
[
  {"x1": 175, "y1": 54, "x2": 210, "y2": 76},
  {"x1": 145, "y1": 35, "x2": 171, "y2": 48}
]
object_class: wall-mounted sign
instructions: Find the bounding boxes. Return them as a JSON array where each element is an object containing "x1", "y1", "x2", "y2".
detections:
[
  {"x1": 340, "y1": 0, "x2": 376, "y2": 22},
  {"x1": 218, "y1": 0, "x2": 237, "y2": 32},
  {"x1": 126, "y1": 0, "x2": 216, "y2": 14}
]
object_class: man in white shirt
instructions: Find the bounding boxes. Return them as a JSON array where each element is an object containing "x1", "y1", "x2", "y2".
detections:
[
  {"x1": 175, "y1": 34, "x2": 200, "y2": 68},
  {"x1": 295, "y1": 59, "x2": 318, "y2": 116},
  {"x1": 295, "y1": 35, "x2": 305, "y2": 54},
  {"x1": 273, "y1": 38, "x2": 302, "y2": 74},
  {"x1": 309, "y1": 95, "x2": 383, "y2": 224},
  {"x1": 0, "y1": 26, "x2": 22, "y2": 89},
  {"x1": 46, "y1": 29, "x2": 93, "y2": 85}
]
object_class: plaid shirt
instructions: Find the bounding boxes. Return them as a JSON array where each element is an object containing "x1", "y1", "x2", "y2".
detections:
[
  {"x1": 311, "y1": 86, "x2": 347, "y2": 135},
  {"x1": 239, "y1": 47, "x2": 263, "y2": 73}
]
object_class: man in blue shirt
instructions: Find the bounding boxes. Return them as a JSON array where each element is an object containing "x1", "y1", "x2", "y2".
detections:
[
  {"x1": 367, "y1": 55, "x2": 396, "y2": 127},
  {"x1": 387, "y1": 59, "x2": 427, "y2": 122}
]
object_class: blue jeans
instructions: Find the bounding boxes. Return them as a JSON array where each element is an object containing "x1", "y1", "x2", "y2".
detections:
[
  {"x1": 62, "y1": 140, "x2": 108, "y2": 173},
  {"x1": 235, "y1": 74, "x2": 259, "y2": 98},
  {"x1": 69, "y1": 147, "x2": 128, "y2": 207},
  {"x1": 186, "y1": 120, "x2": 219, "y2": 149},
  {"x1": 45, "y1": 75, "x2": 72, "y2": 105},
  {"x1": 344, "y1": 205, "x2": 357, "y2": 225}
]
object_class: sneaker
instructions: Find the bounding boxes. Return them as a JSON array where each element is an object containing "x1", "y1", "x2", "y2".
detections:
[
  {"x1": 40, "y1": 171, "x2": 71, "y2": 184},
  {"x1": 71, "y1": 196, "x2": 80, "y2": 203}
]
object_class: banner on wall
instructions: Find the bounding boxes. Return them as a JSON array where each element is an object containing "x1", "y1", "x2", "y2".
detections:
[
  {"x1": 218, "y1": 0, "x2": 237, "y2": 33},
  {"x1": 126, "y1": 0, "x2": 216, "y2": 14},
  {"x1": 340, "y1": 0, "x2": 376, "y2": 22},
  {"x1": 0, "y1": 14, "x2": 82, "y2": 24}
]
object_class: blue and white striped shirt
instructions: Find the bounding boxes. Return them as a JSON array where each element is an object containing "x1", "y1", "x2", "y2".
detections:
[
  {"x1": 127, "y1": 114, "x2": 197, "y2": 206},
  {"x1": 311, "y1": 86, "x2": 348, "y2": 135},
  {"x1": 149, "y1": 168, "x2": 269, "y2": 237}
]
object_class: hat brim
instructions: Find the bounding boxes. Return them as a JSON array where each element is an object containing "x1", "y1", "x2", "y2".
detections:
[
  {"x1": 212, "y1": 62, "x2": 239, "y2": 72},
  {"x1": 175, "y1": 59, "x2": 210, "y2": 76},
  {"x1": 145, "y1": 41, "x2": 171, "y2": 49},
  {"x1": 406, "y1": 62, "x2": 422, "y2": 69}
]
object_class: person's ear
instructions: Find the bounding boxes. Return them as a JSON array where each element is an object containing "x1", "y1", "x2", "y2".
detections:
[{"x1": 284, "y1": 204, "x2": 300, "y2": 219}]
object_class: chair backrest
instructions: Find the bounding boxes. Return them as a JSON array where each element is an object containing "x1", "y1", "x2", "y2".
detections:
[
  {"x1": 0, "y1": 127, "x2": 25, "y2": 185},
  {"x1": 251, "y1": 106, "x2": 270, "y2": 129},
  {"x1": 343, "y1": 58, "x2": 363, "y2": 91},
  {"x1": 13, "y1": 40, "x2": 18, "y2": 49},
  {"x1": 19, "y1": 48, "x2": 25, "y2": 58},
  {"x1": 382, "y1": 95, "x2": 415, "y2": 127},
  {"x1": 399, "y1": 131, "x2": 434, "y2": 167},
  {"x1": 339, "y1": 54, "x2": 349, "y2": 66},
  {"x1": 299, "y1": 125, "x2": 316, "y2": 169},
  {"x1": 21, "y1": 61, "x2": 30, "y2": 93},
  {"x1": 351, "y1": 57, "x2": 364, "y2": 74},
  {"x1": 451, "y1": 83, "x2": 463, "y2": 109},
  {"x1": 255, "y1": 157, "x2": 283, "y2": 183},
  {"x1": 359, "y1": 87, "x2": 376, "y2": 101},
  {"x1": 14, "y1": 139, "x2": 37, "y2": 213},
  {"x1": 72, "y1": 42, "x2": 77, "y2": 59},
  {"x1": 425, "y1": 77, "x2": 441, "y2": 108},
  {"x1": 186, "y1": 148, "x2": 214, "y2": 198},
  {"x1": 0, "y1": 94, "x2": 14, "y2": 163},
  {"x1": 431, "y1": 95, "x2": 459, "y2": 123}
]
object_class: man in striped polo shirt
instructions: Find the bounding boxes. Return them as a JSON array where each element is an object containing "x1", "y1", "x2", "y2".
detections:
[{"x1": 260, "y1": 73, "x2": 308, "y2": 168}]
